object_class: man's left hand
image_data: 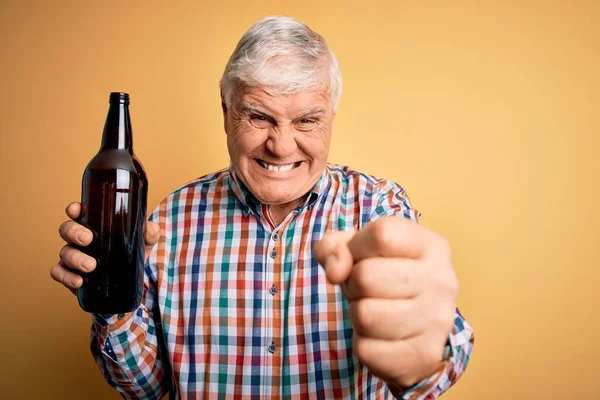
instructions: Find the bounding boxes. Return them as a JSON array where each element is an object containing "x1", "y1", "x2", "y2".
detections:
[{"x1": 314, "y1": 216, "x2": 457, "y2": 389}]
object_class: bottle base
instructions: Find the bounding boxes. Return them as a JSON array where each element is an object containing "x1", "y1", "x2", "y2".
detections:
[{"x1": 77, "y1": 292, "x2": 142, "y2": 315}]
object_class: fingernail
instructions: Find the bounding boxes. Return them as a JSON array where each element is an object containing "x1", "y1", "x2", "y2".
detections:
[
  {"x1": 78, "y1": 230, "x2": 92, "y2": 244},
  {"x1": 82, "y1": 258, "x2": 96, "y2": 272},
  {"x1": 72, "y1": 276, "x2": 83, "y2": 288}
]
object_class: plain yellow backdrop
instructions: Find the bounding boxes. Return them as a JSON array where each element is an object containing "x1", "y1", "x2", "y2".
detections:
[{"x1": 1, "y1": 0, "x2": 598, "y2": 399}]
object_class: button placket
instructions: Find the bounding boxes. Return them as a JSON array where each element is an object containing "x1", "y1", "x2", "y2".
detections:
[{"x1": 269, "y1": 285, "x2": 278, "y2": 296}]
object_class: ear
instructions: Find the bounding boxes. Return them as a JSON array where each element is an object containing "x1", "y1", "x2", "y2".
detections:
[
  {"x1": 221, "y1": 91, "x2": 228, "y2": 114},
  {"x1": 221, "y1": 90, "x2": 228, "y2": 133}
]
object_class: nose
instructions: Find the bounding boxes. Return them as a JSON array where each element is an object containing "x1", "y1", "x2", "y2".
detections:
[{"x1": 266, "y1": 127, "x2": 297, "y2": 158}]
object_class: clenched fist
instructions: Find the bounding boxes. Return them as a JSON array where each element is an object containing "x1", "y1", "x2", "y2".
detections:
[{"x1": 314, "y1": 216, "x2": 457, "y2": 389}]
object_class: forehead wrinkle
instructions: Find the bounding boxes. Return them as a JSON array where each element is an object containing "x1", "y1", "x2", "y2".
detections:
[{"x1": 237, "y1": 89, "x2": 331, "y2": 120}]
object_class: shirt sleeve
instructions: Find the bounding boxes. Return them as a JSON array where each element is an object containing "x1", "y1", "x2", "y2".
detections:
[
  {"x1": 391, "y1": 308, "x2": 475, "y2": 399},
  {"x1": 89, "y1": 211, "x2": 170, "y2": 399},
  {"x1": 370, "y1": 180, "x2": 475, "y2": 399}
]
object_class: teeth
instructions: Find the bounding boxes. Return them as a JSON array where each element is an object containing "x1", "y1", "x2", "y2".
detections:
[{"x1": 260, "y1": 160, "x2": 295, "y2": 172}]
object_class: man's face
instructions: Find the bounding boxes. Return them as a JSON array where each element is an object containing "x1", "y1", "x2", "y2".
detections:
[{"x1": 224, "y1": 86, "x2": 334, "y2": 207}]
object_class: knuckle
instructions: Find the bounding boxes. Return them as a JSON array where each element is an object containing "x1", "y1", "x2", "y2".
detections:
[
  {"x1": 352, "y1": 335, "x2": 370, "y2": 362},
  {"x1": 59, "y1": 245, "x2": 73, "y2": 262},
  {"x1": 424, "y1": 344, "x2": 442, "y2": 365},
  {"x1": 351, "y1": 262, "x2": 373, "y2": 295},
  {"x1": 371, "y1": 219, "x2": 395, "y2": 248},
  {"x1": 59, "y1": 221, "x2": 76, "y2": 241},
  {"x1": 432, "y1": 309, "x2": 447, "y2": 327},
  {"x1": 433, "y1": 234, "x2": 451, "y2": 256},
  {"x1": 49, "y1": 265, "x2": 60, "y2": 281},
  {"x1": 51, "y1": 264, "x2": 70, "y2": 286},
  {"x1": 59, "y1": 246, "x2": 89, "y2": 271},
  {"x1": 399, "y1": 268, "x2": 412, "y2": 288},
  {"x1": 66, "y1": 223, "x2": 80, "y2": 241},
  {"x1": 314, "y1": 238, "x2": 329, "y2": 263},
  {"x1": 444, "y1": 306, "x2": 457, "y2": 329},
  {"x1": 58, "y1": 245, "x2": 69, "y2": 261},
  {"x1": 432, "y1": 307, "x2": 455, "y2": 333},
  {"x1": 353, "y1": 299, "x2": 374, "y2": 333},
  {"x1": 58, "y1": 220, "x2": 70, "y2": 237},
  {"x1": 438, "y1": 269, "x2": 458, "y2": 297},
  {"x1": 447, "y1": 272, "x2": 459, "y2": 294}
]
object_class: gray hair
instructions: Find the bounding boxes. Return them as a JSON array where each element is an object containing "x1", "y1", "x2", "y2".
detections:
[{"x1": 220, "y1": 16, "x2": 343, "y2": 111}]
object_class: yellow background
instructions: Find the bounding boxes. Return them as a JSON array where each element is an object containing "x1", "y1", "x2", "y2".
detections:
[{"x1": 1, "y1": 1, "x2": 598, "y2": 399}]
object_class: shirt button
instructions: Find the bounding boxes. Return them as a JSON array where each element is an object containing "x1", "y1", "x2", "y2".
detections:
[
  {"x1": 269, "y1": 285, "x2": 278, "y2": 296},
  {"x1": 268, "y1": 342, "x2": 276, "y2": 354},
  {"x1": 270, "y1": 249, "x2": 277, "y2": 259},
  {"x1": 273, "y1": 233, "x2": 279, "y2": 241}
]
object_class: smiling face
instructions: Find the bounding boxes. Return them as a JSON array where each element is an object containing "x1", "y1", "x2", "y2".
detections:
[{"x1": 224, "y1": 85, "x2": 334, "y2": 208}]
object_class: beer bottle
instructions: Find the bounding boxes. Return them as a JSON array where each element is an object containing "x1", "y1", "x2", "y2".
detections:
[{"x1": 77, "y1": 92, "x2": 148, "y2": 314}]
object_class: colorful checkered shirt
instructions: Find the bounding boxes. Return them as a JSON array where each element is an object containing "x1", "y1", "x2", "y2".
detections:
[{"x1": 90, "y1": 164, "x2": 474, "y2": 399}]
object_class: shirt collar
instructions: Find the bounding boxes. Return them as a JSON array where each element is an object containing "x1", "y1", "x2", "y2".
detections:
[
  {"x1": 227, "y1": 164, "x2": 330, "y2": 216},
  {"x1": 305, "y1": 166, "x2": 329, "y2": 210},
  {"x1": 227, "y1": 164, "x2": 258, "y2": 216}
]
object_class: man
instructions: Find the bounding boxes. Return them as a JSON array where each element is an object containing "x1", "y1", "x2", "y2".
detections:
[{"x1": 51, "y1": 16, "x2": 474, "y2": 399}]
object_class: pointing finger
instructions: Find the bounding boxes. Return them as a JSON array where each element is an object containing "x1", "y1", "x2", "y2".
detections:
[{"x1": 314, "y1": 230, "x2": 356, "y2": 284}]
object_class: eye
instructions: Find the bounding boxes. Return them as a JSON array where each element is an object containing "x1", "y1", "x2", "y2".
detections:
[
  {"x1": 295, "y1": 118, "x2": 318, "y2": 132},
  {"x1": 249, "y1": 114, "x2": 273, "y2": 129}
]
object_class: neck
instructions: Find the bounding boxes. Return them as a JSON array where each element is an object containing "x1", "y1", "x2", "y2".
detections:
[
  {"x1": 268, "y1": 196, "x2": 307, "y2": 225},
  {"x1": 101, "y1": 102, "x2": 133, "y2": 153}
]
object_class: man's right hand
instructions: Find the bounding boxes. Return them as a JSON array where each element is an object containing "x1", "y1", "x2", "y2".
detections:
[{"x1": 50, "y1": 201, "x2": 160, "y2": 295}]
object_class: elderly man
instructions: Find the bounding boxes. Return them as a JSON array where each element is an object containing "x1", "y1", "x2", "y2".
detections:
[{"x1": 51, "y1": 16, "x2": 474, "y2": 399}]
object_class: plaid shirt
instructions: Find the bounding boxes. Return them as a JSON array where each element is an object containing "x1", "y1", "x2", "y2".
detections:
[{"x1": 91, "y1": 164, "x2": 474, "y2": 399}]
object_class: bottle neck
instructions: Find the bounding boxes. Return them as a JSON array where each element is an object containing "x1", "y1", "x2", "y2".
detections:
[{"x1": 100, "y1": 101, "x2": 133, "y2": 153}]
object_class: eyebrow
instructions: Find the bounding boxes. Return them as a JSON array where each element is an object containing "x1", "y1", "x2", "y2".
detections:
[
  {"x1": 240, "y1": 104, "x2": 272, "y2": 116},
  {"x1": 296, "y1": 108, "x2": 326, "y2": 118},
  {"x1": 240, "y1": 103, "x2": 326, "y2": 118}
]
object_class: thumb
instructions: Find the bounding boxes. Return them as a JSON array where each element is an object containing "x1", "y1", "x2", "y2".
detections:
[
  {"x1": 314, "y1": 230, "x2": 356, "y2": 284},
  {"x1": 144, "y1": 221, "x2": 160, "y2": 257}
]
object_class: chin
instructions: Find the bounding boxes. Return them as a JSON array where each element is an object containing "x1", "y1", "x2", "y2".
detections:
[{"x1": 253, "y1": 186, "x2": 305, "y2": 205}]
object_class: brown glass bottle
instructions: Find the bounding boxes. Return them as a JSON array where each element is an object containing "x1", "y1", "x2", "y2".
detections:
[{"x1": 77, "y1": 92, "x2": 148, "y2": 314}]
